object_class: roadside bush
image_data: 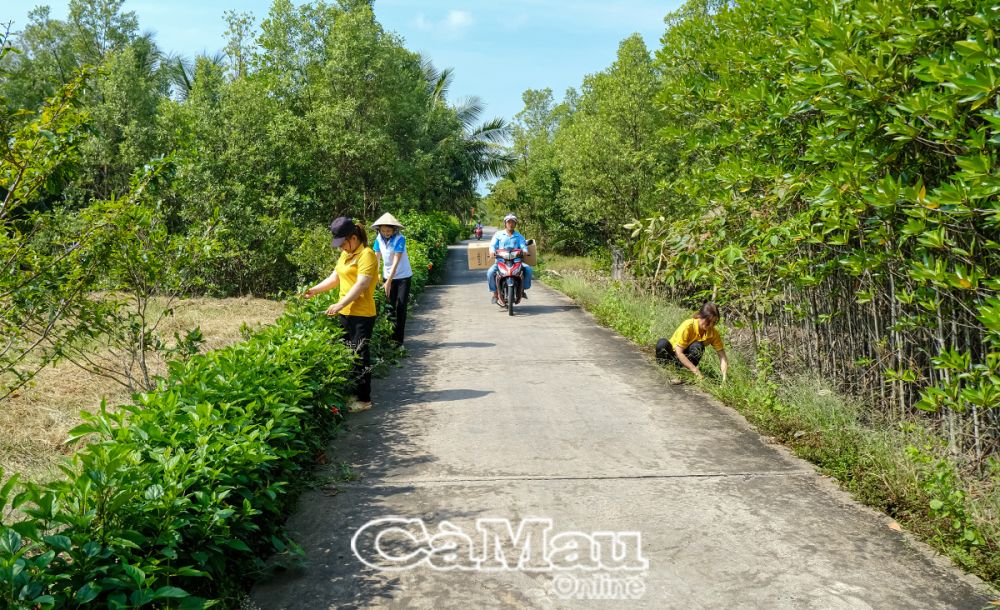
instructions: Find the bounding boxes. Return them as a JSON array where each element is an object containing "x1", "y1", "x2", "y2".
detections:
[
  {"x1": 399, "y1": 211, "x2": 463, "y2": 283},
  {"x1": 288, "y1": 225, "x2": 339, "y2": 289},
  {"x1": 0, "y1": 222, "x2": 458, "y2": 608},
  {"x1": 0, "y1": 293, "x2": 353, "y2": 608}
]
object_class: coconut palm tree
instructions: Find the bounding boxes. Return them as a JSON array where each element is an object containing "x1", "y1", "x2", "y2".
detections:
[
  {"x1": 453, "y1": 96, "x2": 512, "y2": 180},
  {"x1": 164, "y1": 51, "x2": 226, "y2": 101},
  {"x1": 421, "y1": 58, "x2": 514, "y2": 191}
]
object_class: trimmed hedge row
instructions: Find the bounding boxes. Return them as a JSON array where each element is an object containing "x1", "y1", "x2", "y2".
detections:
[
  {"x1": 397, "y1": 211, "x2": 465, "y2": 286},
  {"x1": 0, "y1": 216, "x2": 462, "y2": 608}
]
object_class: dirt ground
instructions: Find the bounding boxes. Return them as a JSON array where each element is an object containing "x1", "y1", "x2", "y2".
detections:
[{"x1": 0, "y1": 296, "x2": 286, "y2": 484}]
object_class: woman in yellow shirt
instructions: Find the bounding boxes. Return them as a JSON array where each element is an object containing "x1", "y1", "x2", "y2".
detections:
[
  {"x1": 655, "y1": 303, "x2": 729, "y2": 384},
  {"x1": 304, "y1": 217, "x2": 379, "y2": 411}
]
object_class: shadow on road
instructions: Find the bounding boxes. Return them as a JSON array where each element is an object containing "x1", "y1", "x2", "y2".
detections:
[
  {"x1": 405, "y1": 340, "x2": 496, "y2": 350},
  {"x1": 398, "y1": 388, "x2": 493, "y2": 405},
  {"x1": 510, "y1": 304, "x2": 580, "y2": 317}
]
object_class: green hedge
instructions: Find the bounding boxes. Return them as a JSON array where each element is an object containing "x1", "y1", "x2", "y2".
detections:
[
  {"x1": 0, "y1": 216, "x2": 460, "y2": 608},
  {"x1": 398, "y1": 211, "x2": 464, "y2": 284}
]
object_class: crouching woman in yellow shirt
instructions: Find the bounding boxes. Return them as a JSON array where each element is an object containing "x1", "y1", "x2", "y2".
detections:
[
  {"x1": 655, "y1": 303, "x2": 729, "y2": 384},
  {"x1": 304, "y1": 217, "x2": 379, "y2": 412}
]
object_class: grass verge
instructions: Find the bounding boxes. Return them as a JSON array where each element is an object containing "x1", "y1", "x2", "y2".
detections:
[{"x1": 540, "y1": 256, "x2": 1000, "y2": 590}]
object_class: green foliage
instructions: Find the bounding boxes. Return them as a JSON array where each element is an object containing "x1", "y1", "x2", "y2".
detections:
[
  {"x1": 0, "y1": 45, "x2": 224, "y2": 396},
  {"x1": 644, "y1": 0, "x2": 1000, "y2": 463},
  {"x1": 486, "y1": 89, "x2": 594, "y2": 253},
  {"x1": 489, "y1": 35, "x2": 667, "y2": 252},
  {"x1": 0, "y1": 225, "x2": 450, "y2": 607},
  {"x1": 553, "y1": 35, "x2": 667, "y2": 240},
  {"x1": 0, "y1": 299, "x2": 351, "y2": 608},
  {"x1": 289, "y1": 225, "x2": 339, "y2": 289},
  {"x1": 0, "y1": 56, "x2": 109, "y2": 399},
  {"x1": 592, "y1": 285, "x2": 662, "y2": 345},
  {"x1": 398, "y1": 210, "x2": 464, "y2": 283},
  {"x1": 1, "y1": 0, "x2": 496, "y2": 298},
  {"x1": 907, "y1": 444, "x2": 986, "y2": 557},
  {"x1": 159, "y1": 2, "x2": 493, "y2": 294},
  {"x1": 58, "y1": 174, "x2": 215, "y2": 391},
  {"x1": 508, "y1": 0, "x2": 1000, "y2": 465},
  {"x1": 69, "y1": 39, "x2": 169, "y2": 203}
]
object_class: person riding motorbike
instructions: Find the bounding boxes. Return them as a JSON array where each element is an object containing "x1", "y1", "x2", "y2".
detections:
[
  {"x1": 474, "y1": 222, "x2": 484, "y2": 240},
  {"x1": 488, "y1": 213, "x2": 532, "y2": 304}
]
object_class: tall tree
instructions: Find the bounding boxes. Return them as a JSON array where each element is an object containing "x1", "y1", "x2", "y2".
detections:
[
  {"x1": 66, "y1": 0, "x2": 138, "y2": 64},
  {"x1": 554, "y1": 34, "x2": 666, "y2": 241}
]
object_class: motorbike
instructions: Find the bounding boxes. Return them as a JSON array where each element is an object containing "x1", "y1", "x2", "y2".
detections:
[
  {"x1": 493, "y1": 247, "x2": 525, "y2": 316},
  {"x1": 474, "y1": 226, "x2": 483, "y2": 240}
]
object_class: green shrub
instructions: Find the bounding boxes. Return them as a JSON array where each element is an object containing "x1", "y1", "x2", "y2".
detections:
[
  {"x1": 0, "y1": 295, "x2": 351, "y2": 608},
  {"x1": 0, "y1": 219, "x2": 457, "y2": 608},
  {"x1": 399, "y1": 211, "x2": 463, "y2": 283},
  {"x1": 288, "y1": 225, "x2": 339, "y2": 290}
]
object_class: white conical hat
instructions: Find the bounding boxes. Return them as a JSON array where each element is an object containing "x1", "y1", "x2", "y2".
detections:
[{"x1": 372, "y1": 212, "x2": 404, "y2": 229}]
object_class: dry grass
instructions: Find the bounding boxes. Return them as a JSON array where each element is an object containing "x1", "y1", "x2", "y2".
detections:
[
  {"x1": 538, "y1": 253, "x2": 600, "y2": 274},
  {"x1": 0, "y1": 296, "x2": 285, "y2": 484}
]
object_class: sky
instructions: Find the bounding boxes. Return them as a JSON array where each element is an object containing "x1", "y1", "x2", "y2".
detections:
[{"x1": 2, "y1": 0, "x2": 683, "y2": 125}]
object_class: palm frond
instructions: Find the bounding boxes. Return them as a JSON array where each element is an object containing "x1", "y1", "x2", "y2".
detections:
[
  {"x1": 468, "y1": 116, "x2": 509, "y2": 144},
  {"x1": 453, "y1": 95, "x2": 485, "y2": 130},
  {"x1": 420, "y1": 55, "x2": 439, "y2": 93},
  {"x1": 133, "y1": 31, "x2": 165, "y2": 73},
  {"x1": 164, "y1": 54, "x2": 194, "y2": 100},
  {"x1": 432, "y1": 67, "x2": 455, "y2": 103},
  {"x1": 473, "y1": 152, "x2": 515, "y2": 180},
  {"x1": 201, "y1": 51, "x2": 227, "y2": 67},
  {"x1": 462, "y1": 138, "x2": 514, "y2": 180}
]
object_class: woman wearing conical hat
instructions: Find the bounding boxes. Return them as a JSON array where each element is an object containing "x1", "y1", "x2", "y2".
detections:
[{"x1": 372, "y1": 213, "x2": 413, "y2": 345}]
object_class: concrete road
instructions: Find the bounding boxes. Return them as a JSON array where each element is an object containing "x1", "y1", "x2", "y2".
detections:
[{"x1": 252, "y1": 241, "x2": 995, "y2": 609}]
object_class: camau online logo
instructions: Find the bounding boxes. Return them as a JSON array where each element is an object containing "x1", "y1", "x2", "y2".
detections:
[{"x1": 351, "y1": 517, "x2": 648, "y2": 600}]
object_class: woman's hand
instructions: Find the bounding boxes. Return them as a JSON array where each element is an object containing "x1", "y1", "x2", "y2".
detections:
[
  {"x1": 305, "y1": 272, "x2": 339, "y2": 298},
  {"x1": 383, "y1": 279, "x2": 392, "y2": 294},
  {"x1": 325, "y1": 301, "x2": 345, "y2": 316}
]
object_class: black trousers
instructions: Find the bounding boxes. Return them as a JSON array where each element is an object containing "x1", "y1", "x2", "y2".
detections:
[
  {"x1": 386, "y1": 277, "x2": 411, "y2": 344},
  {"x1": 339, "y1": 314, "x2": 376, "y2": 401},
  {"x1": 655, "y1": 339, "x2": 704, "y2": 368}
]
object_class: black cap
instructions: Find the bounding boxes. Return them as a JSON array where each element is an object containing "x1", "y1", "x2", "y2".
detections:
[{"x1": 329, "y1": 217, "x2": 355, "y2": 247}]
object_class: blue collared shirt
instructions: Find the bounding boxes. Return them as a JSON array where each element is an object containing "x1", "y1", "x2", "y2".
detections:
[
  {"x1": 373, "y1": 232, "x2": 413, "y2": 279},
  {"x1": 490, "y1": 230, "x2": 528, "y2": 255}
]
